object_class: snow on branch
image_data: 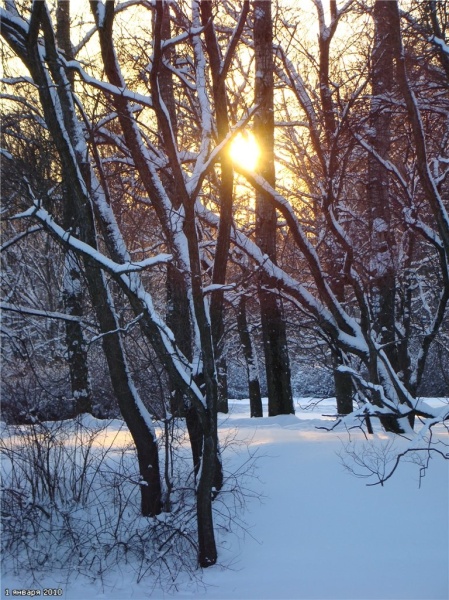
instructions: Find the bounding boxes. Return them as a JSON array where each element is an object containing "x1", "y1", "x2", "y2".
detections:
[
  {"x1": 196, "y1": 201, "x2": 369, "y2": 358},
  {"x1": 430, "y1": 36, "x2": 449, "y2": 56},
  {"x1": 64, "y1": 59, "x2": 154, "y2": 110},
  {"x1": 88, "y1": 312, "x2": 144, "y2": 345},
  {"x1": 0, "y1": 302, "x2": 97, "y2": 332},
  {"x1": 14, "y1": 203, "x2": 172, "y2": 276},
  {"x1": 160, "y1": 25, "x2": 206, "y2": 51}
]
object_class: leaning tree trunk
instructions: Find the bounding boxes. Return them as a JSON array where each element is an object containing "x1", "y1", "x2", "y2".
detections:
[
  {"x1": 253, "y1": 0, "x2": 294, "y2": 416},
  {"x1": 153, "y1": 2, "x2": 221, "y2": 484},
  {"x1": 6, "y1": 1, "x2": 164, "y2": 515},
  {"x1": 151, "y1": 2, "x2": 222, "y2": 565},
  {"x1": 85, "y1": 264, "x2": 163, "y2": 516}
]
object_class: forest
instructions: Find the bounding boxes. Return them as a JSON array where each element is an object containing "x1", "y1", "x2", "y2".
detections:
[{"x1": 1, "y1": 0, "x2": 448, "y2": 593}]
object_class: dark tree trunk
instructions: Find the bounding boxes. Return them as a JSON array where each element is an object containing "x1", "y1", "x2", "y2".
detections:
[
  {"x1": 216, "y1": 355, "x2": 229, "y2": 414},
  {"x1": 328, "y1": 263, "x2": 354, "y2": 414},
  {"x1": 159, "y1": 4, "x2": 189, "y2": 419},
  {"x1": 253, "y1": 0, "x2": 294, "y2": 416},
  {"x1": 92, "y1": 0, "x2": 222, "y2": 560},
  {"x1": 199, "y1": 1, "x2": 250, "y2": 414},
  {"x1": 387, "y1": 0, "x2": 449, "y2": 428},
  {"x1": 333, "y1": 358, "x2": 353, "y2": 415},
  {"x1": 62, "y1": 251, "x2": 92, "y2": 415},
  {"x1": 154, "y1": 2, "x2": 221, "y2": 484},
  {"x1": 369, "y1": 1, "x2": 397, "y2": 361},
  {"x1": 368, "y1": 1, "x2": 403, "y2": 433},
  {"x1": 182, "y1": 198, "x2": 219, "y2": 567},
  {"x1": 151, "y1": 2, "x2": 221, "y2": 565},
  {"x1": 237, "y1": 295, "x2": 263, "y2": 417},
  {"x1": 85, "y1": 265, "x2": 163, "y2": 516},
  {"x1": 166, "y1": 263, "x2": 192, "y2": 416},
  {"x1": 56, "y1": 1, "x2": 92, "y2": 416},
  {"x1": 19, "y1": 2, "x2": 163, "y2": 515}
]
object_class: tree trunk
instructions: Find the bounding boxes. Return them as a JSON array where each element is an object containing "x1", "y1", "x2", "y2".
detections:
[
  {"x1": 199, "y1": 1, "x2": 250, "y2": 415},
  {"x1": 21, "y1": 2, "x2": 163, "y2": 515},
  {"x1": 152, "y1": 1, "x2": 221, "y2": 564},
  {"x1": 62, "y1": 251, "x2": 92, "y2": 415},
  {"x1": 253, "y1": 0, "x2": 294, "y2": 416},
  {"x1": 86, "y1": 265, "x2": 163, "y2": 516},
  {"x1": 368, "y1": 0, "x2": 403, "y2": 433},
  {"x1": 237, "y1": 295, "x2": 263, "y2": 417},
  {"x1": 56, "y1": 1, "x2": 92, "y2": 416},
  {"x1": 333, "y1": 355, "x2": 353, "y2": 415},
  {"x1": 157, "y1": 2, "x2": 223, "y2": 482},
  {"x1": 166, "y1": 263, "x2": 192, "y2": 417},
  {"x1": 369, "y1": 1, "x2": 398, "y2": 360},
  {"x1": 216, "y1": 355, "x2": 229, "y2": 414}
]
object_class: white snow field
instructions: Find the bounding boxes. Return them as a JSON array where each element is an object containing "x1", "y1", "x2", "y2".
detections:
[{"x1": 1, "y1": 398, "x2": 448, "y2": 600}]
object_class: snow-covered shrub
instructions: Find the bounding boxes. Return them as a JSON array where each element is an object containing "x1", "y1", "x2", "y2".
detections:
[
  {"x1": 292, "y1": 365, "x2": 334, "y2": 398},
  {"x1": 418, "y1": 341, "x2": 449, "y2": 397},
  {"x1": 1, "y1": 415, "x2": 258, "y2": 589},
  {"x1": 0, "y1": 363, "x2": 73, "y2": 424},
  {"x1": 0, "y1": 417, "x2": 200, "y2": 589}
]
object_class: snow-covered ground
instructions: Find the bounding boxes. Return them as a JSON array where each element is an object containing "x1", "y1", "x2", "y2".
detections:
[{"x1": 1, "y1": 398, "x2": 448, "y2": 600}]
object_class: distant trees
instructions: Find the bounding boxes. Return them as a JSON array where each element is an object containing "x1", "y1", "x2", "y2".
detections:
[
  {"x1": 265, "y1": 0, "x2": 449, "y2": 430},
  {"x1": 1, "y1": 0, "x2": 448, "y2": 569}
]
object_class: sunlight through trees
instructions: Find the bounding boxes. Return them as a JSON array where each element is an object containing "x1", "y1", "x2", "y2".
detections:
[{"x1": 1, "y1": 0, "x2": 448, "y2": 580}]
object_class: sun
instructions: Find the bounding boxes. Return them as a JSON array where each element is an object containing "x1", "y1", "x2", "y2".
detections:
[{"x1": 229, "y1": 131, "x2": 260, "y2": 171}]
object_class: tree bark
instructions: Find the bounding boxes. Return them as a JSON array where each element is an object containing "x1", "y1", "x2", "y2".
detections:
[
  {"x1": 253, "y1": 0, "x2": 294, "y2": 416},
  {"x1": 368, "y1": 1, "x2": 404, "y2": 432},
  {"x1": 237, "y1": 294, "x2": 263, "y2": 417},
  {"x1": 333, "y1": 354, "x2": 353, "y2": 415},
  {"x1": 56, "y1": 0, "x2": 92, "y2": 416},
  {"x1": 369, "y1": 0, "x2": 397, "y2": 364},
  {"x1": 62, "y1": 250, "x2": 93, "y2": 415}
]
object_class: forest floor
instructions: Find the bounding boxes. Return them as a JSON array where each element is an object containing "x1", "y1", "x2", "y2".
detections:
[{"x1": 1, "y1": 397, "x2": 448, "y2": 600}]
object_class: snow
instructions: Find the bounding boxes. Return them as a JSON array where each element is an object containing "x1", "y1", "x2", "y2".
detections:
[
  {"x1": 15, "y1": 204, "x2": 173, "y2": 275},
  {"x1": 254, "y1": 7, "x2": 266, "y2": 21},
  {"x1": 1, "y1": 398, "x2": 447, "y2": 600},
  {"x1": 431, "y1": 36, "x2": 449, "y2": 57}
]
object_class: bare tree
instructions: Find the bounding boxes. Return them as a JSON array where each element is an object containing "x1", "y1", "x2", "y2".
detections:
[
  {"x1": 56, "y1": 0, "x2": 93, "y2": 416},
  {"x1": 253, "y1": 0, "x2": 294, "y2": 416},
  {"x1": 2, "y1": 0, "x2": 447, "y2": 572},
  {"x1": 1, "y1": 1, "x2": 163, "y2": 516}
]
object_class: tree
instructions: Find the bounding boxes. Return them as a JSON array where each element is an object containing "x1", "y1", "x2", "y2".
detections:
[
  {"x1": 200, "y1": 0, "x2": 250, "y2": 415},
  {"x1": 253, "y1": 0, "x2": 294, "y2": 416},
  {"x1": 56, "y1": 0, "x2": 93, "y2": 416},
  {"x1": 1, "y1": 1, "x2": 163, "y2": 517},
  {"x1": 1, "y1": 0, "x2": 234, "y2": 566},
  {"x1": 1, "y1": 0, "x2": 447, "y2": 573},
  {"x1": 228, "y1": 0, "x2": 448, "y2": 437}
]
